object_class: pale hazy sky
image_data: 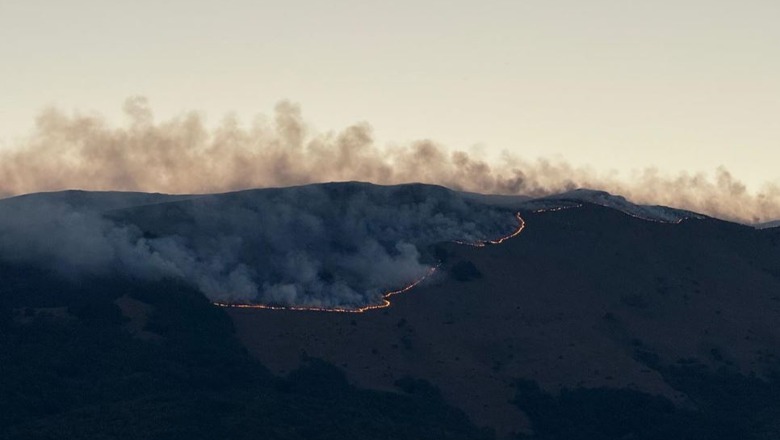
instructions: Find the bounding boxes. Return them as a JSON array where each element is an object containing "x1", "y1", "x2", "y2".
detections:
[{"x1": 1, "y1": 0, "x2": 778, "y2": 189}]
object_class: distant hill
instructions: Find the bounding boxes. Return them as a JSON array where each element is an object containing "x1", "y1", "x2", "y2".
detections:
[
  {"x1": 2, "y1": 182, "x2": 780, "y2": 439},
  {"x1": 0, "y1": 189, "x2": 197, "y2": 212}
]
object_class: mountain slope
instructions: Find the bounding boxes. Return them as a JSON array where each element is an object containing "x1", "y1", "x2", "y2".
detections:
[
  {"x1": 228, "y1": 203, "x2": 780, "y2": 438},
  {"x1": 3, "y1": 182, "x2": 780, "y2": 439}
]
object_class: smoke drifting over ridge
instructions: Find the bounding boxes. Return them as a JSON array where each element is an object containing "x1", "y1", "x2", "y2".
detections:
[
  {"x1": 0, "y1": 183, "x2": 518, "y2": 307},
  {"x1": 1, "y1": 97, "x2": 778, "y2": 223}
]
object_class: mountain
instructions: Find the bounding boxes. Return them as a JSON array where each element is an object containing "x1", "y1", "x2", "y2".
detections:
[
  {"x1": 2, "y1": 182, "x2": 780, "y2": 439},
  {"x1": 228, "y1": 201, "x2": 780, "y2": 438}
]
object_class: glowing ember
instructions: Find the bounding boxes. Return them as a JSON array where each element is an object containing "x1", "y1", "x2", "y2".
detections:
[
  {"x1": 533, "y1": 202, "x2": 696, "y2": 224},
  {"x1": 215, "y1": 211, "x2": 528, "y2": 313},
  {"x1": 533, "y1": 204, "x2": 583, "y2": 213},
  {"x1": 618, "y1": 210, "x2": 689, "y2": 224}
]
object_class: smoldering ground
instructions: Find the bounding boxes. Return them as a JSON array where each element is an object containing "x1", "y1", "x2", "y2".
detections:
[
  {"x1": 0, "y1": 183, "x2": 518, "y2": 307},
  {"x1": 1, "y1": 97, "x2": 779, "y2": 224}
]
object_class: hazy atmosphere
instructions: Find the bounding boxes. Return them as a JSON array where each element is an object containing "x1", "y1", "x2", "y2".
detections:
[
  {"x1": 4, "y1": 3, "x2": 780, "y2": 439},
  {"x1": 2, "y1": 0, "x2": 778, "y2": 221}
]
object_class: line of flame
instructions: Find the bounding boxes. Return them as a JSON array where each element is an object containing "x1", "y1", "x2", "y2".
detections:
[
  {"x1": 452, "y1": 212, "x2": 526, "y2": 247},
  {"x1": 214, "y1": 266, "x2": 438, "y2": 313}
]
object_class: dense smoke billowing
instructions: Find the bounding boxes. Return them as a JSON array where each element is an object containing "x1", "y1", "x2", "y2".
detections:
[
  {"x1": 0, "y1": 183, "x2": 517, "y2": 307},
  {"x1": 1, "y1": 97, "x2": 778, "y2": 223}
]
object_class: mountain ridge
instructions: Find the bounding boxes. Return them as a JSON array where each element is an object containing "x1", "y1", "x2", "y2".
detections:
[{"x1": 0, "y1": 181, "x2": 754, "y2": 226}]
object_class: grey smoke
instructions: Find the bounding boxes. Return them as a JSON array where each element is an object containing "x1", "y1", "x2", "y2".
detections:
[
  {"x1": 1, "y1": 97, "x2": 778, "y2": 223},
  {"x1": 0, "y1": 183, "x2": 518, "y2": 307}
]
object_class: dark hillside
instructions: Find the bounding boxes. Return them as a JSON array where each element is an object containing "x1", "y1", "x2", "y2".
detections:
[
  {"x1": 229, "y1": 203, "x2": 780, "y2": 438},
  {"x1": 4, "y1": 184, "x2": 780, "y2": 439},
  {"x1": 0, "y1": 268, "x2": 491, "y2": 440}
]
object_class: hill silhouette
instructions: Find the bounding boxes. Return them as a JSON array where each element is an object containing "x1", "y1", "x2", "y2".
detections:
[{"x1": 2, "y1": 182, "x2": 780, "y2": 439}]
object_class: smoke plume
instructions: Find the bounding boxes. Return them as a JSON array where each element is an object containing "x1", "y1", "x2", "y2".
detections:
[
  {"x1": 1, "y1": 97, "x2": 779, "y2": 224},
  {"x1": 0, "y1": 183, "x2": 517, "y2": 307}
]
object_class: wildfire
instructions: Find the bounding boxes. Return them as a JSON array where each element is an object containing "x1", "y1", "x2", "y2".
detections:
[
  {"x1": 215, "y1": 204, "x2": 699, "y2": 313},
  {"x1": 214, "y1": 266, "x2": 438, "y2": 313},
  {"x1": 453, "y1": 212, "x2": 526, "y2": 247},
  {"x1": 215, "y1": 212, "x2": 527, "y2": 313},
  {"x1": 487, "y1": 212, "x2": 526, "y2": 244}
]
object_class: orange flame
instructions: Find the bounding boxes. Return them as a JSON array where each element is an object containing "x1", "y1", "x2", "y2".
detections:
[
  {"x1": 452, "y1": 212, "x2": 526, "y2": 247},
  {"x1": 213, "y1": 266, "x2": 438, "y2": 313}
]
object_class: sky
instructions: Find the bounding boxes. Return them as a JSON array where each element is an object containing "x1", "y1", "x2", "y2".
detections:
[{"x1": 1, "y1": 0, "x2": 778, "y2": 190}]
